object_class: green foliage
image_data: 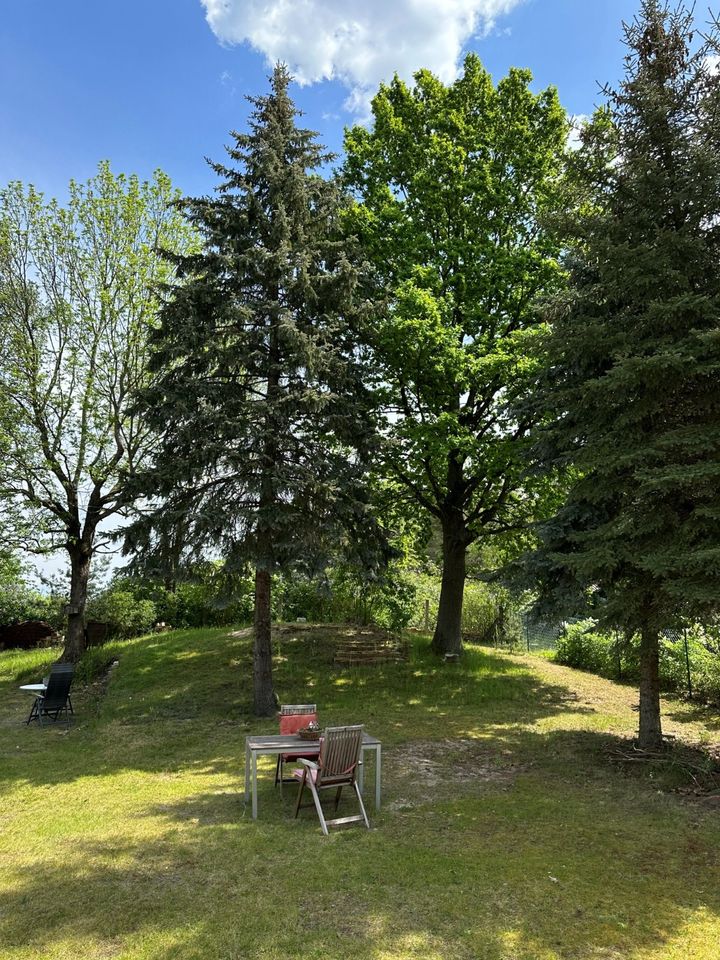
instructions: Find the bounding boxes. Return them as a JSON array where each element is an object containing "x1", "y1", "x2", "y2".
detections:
[
  {"x1": 0, "y1": 163, "x2": 194, "y2": 553},
  {"x1": 274, "y1": 564, "x2": 417, "y2": 632},
  {"x1": 527, "y1": 4, "x2": 720, "y2": 636},
  {"x1": 555, "y1": 622, "x2": 624, "y2": 676},
  {"x1": 343, "y1": 55, "x2": 569, "y2": 536},
  {"x1": 463, "y1": 584, "x2": 524, "y2": 647},
  {"x1": 405, "y1": 569, "x2": 523, "y2": 645},
  {"x1": 89, "y1": 565, "x2": 255, "y2": 636},
  {"x1": 556, "y1": 621, "x2": 720, "y2": 705},
  {"x1": 0, "y1": 554, "x2": 63, "y2": 631},
  {"x1": 343, "y1": 53, "x2": 570, "y2": 650},
  {"x1": 0, "y1": 162, "x2": 195, "y2": 658},
  {"x1": 157, "y1": 580, "x2": 252, "y2": 630},
  {"x1": 525, "y1": 2, "x2": 720, "y2": 746},
  {"x1": 86, "y1": 589, "x2": 157, "y2": 640},
  {"x1": 0, "y1": 585, "x2": 58, "y2": 631},
  {"x1": 127, "y1": 65, "x2": 383, "y2": 582}
]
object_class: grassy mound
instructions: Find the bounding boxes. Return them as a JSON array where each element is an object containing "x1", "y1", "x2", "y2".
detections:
[{"x1": 0, "y1": 625, "x2": 719, "y2": 960}]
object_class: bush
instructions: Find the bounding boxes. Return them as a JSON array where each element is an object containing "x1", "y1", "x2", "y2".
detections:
[
  {"x1": 406, "y1": 572, "x2": 523, "y2": 646},
  {"x1": 88, "y1": 565, "x2": 255, "y2": 637},
  {"x1": 0, "y1": 585, "x2": 64, "y2": 634},
  {"x1": 554, "y1": 620, "x2": 720, "y2": 706},
  {"x1": 272, "y1": 563, "x2": 418, "y2": 632},
  {"x1": 555, "y1": 621, "x2": 624, "y2": 676},
  {"x1": 463, "y1": 583, "x2": 523, "y2": 647},
  {"x1": 86, "y1": 589, "x2": 157, "y2": 639}
]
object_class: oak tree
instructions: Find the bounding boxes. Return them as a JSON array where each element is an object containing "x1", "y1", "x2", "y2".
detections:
[{"x1": 344, "y1": 54, "x2": 568, "y2": 654}]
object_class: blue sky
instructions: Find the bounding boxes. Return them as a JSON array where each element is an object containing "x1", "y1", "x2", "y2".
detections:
[{"x1": 1, "y1": 0, "x2": 643, "y2": 202}]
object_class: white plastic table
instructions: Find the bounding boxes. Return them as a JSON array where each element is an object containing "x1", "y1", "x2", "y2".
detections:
[
  {"x1": 244, "y1": 731, "x2": 381, "y2": 820},
  {"x1": 19, "y1": 683, "x2": 46, "y2": 695}
]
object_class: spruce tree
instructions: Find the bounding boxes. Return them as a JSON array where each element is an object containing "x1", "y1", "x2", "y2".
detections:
[
  {"x1": 527, "y1": 2, "x2": 720, "y2": 749},
  {"x1": 128, "y1": 65, "x2": 379, "y2": 715}
]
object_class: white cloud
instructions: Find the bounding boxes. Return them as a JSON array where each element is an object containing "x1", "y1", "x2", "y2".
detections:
[
  {"x1": 200, "y1": 0, "x2": 525, "y2": 116},
  {"x1": 705, "y1": 53, "x2": 720, "y2": 76}
]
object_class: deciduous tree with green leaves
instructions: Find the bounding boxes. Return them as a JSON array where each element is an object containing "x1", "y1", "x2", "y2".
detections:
[
  {"x1": 343, "y1": 54, "x2": 568, "y2": 654},
  {"x1": 0, "y1": 163, "x2": 193, "y2": 661},
  {"x1": 126, "y1": 65, "x2": 382, "y2": 715},
  {"x1": 526, "y1": 1, "x2": 720, "y2": 749}
]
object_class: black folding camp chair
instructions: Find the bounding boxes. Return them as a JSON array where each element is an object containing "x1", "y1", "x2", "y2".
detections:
[{"x1": 27, "y1": 664, "x2": 75, "y2": 726}]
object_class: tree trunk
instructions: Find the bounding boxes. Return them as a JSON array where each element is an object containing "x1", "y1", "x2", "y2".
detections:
[
  {"x1": 431, "y1": 518, "x2": 467, "y2": 655},
  {"x1": 253, "y1": 566, "x2": 276, "y2": 716},
  {"x1": 251, "y1": 307, "x2": 280, "y2": 716},
  {"x1": 638, "y1": 623, "x2": 663, "y2": 750},
  {"x1": 60, "y1": 547, "x2": 92, "y2": 662}
]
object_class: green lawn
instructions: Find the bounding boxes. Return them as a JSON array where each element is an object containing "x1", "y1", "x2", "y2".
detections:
[{"x1": 1, "y1": 625, "x2": 719, "y2": 960}]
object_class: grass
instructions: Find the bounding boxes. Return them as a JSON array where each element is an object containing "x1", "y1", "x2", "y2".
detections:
[{"x1": 1, "y1": 624, "x2": 719, "y2": 960}]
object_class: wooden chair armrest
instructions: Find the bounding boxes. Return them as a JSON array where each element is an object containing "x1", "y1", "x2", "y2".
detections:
[{"x1": 298, "y1": 758, "x2": 319, "y2": 771}]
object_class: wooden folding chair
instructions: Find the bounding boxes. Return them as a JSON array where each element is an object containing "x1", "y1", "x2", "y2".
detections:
[{"x1": 293, "y1": 724, "x2": 370, "y2": 835}]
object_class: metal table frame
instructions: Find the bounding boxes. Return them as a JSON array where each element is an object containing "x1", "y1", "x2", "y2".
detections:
[{"x1": 244, "y1": 731, "x2": 381, "y2": 820}]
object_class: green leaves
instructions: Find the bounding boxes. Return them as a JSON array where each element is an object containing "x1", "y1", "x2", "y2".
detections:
[
  {"x1": 344, "y1": 53, "x2": 569, "y2": 546},
  {"x1": 0, "y1": 163, "x2": 193, "y2": 552}
]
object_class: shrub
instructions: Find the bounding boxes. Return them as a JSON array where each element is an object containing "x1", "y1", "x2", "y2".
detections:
[
  {"x1": 0, "y1": 587, "x2": 64, "y2": 635},
  {"x1": 90, "y1": 565, "x2": 255, "y2": 635},
  {"x1": 406, "y1": 572, "x2": 523, "y2": 646},
  {"x1": 462, "y1": 583, "x2": 523, "y2": 647},
  {"x1": 86, "y1": 589, "x2": 157, "y2": 639},
  {"x1": 272, "y1": 563, "x2": 418, "y2": 632},
  {"x1": 554, "y1": 620, "x2": 720, "y2": 705},
  {"x1": 555, "y1": 621, "x2": 625, "y2": 675}
]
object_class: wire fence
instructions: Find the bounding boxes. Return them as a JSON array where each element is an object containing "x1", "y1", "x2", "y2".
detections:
[
  {"x1": 413, "y1": 591, "x2": 708, "y2": 701},
  {"x1": 520, "y1": 615, "x2": 566, "y2": 652}
]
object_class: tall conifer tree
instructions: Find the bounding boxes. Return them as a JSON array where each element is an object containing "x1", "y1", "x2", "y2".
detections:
[
  {"x1": 128, "y1": 65, "x2": 378, "y2": 715},
  {"x1": 527, "y1": 2, "x2": 720, "y2": 749}
]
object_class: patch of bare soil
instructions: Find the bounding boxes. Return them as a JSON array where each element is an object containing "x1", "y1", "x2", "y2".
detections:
[
  {"x1": 384, "y1": 738, "x2": 522, "y2": 810},
  {"x1": 77, "y1": 657, "x2": 120, "y2": 717}
]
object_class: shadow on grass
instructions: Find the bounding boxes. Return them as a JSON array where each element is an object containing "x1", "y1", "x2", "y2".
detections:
[
  {"x1": 663, "y1": 696, "x2": 720, "y2": 733},
  {"x1": 1, "y1": 726, "x2": 719, "y2": 959},
  {"x1": 2, "y1": 626, "x2": 719, "y2": 959},
  {"x1": 0, "y1": 628, "x2": 591, "y2": 792}
]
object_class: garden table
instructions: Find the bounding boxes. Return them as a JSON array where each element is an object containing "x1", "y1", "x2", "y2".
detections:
[
  {"x1": 244, "y1": 731, "x2": 381, "y2": 820},
  {"x1": 19, "y1": 683, "x2": 46, "y2": 695}
]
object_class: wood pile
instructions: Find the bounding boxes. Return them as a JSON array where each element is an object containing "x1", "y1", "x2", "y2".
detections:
[
  {"x1": 0, "y1": 620, "x2": 59, "y2": 650},
  {"x1": 334, "y1": 631, "x2": 409, "y2": 667}
]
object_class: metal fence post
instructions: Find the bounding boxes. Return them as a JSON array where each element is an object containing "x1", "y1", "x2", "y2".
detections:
[{"x1": 684, "y1": 628, "x2": 693, "y2": 699}]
